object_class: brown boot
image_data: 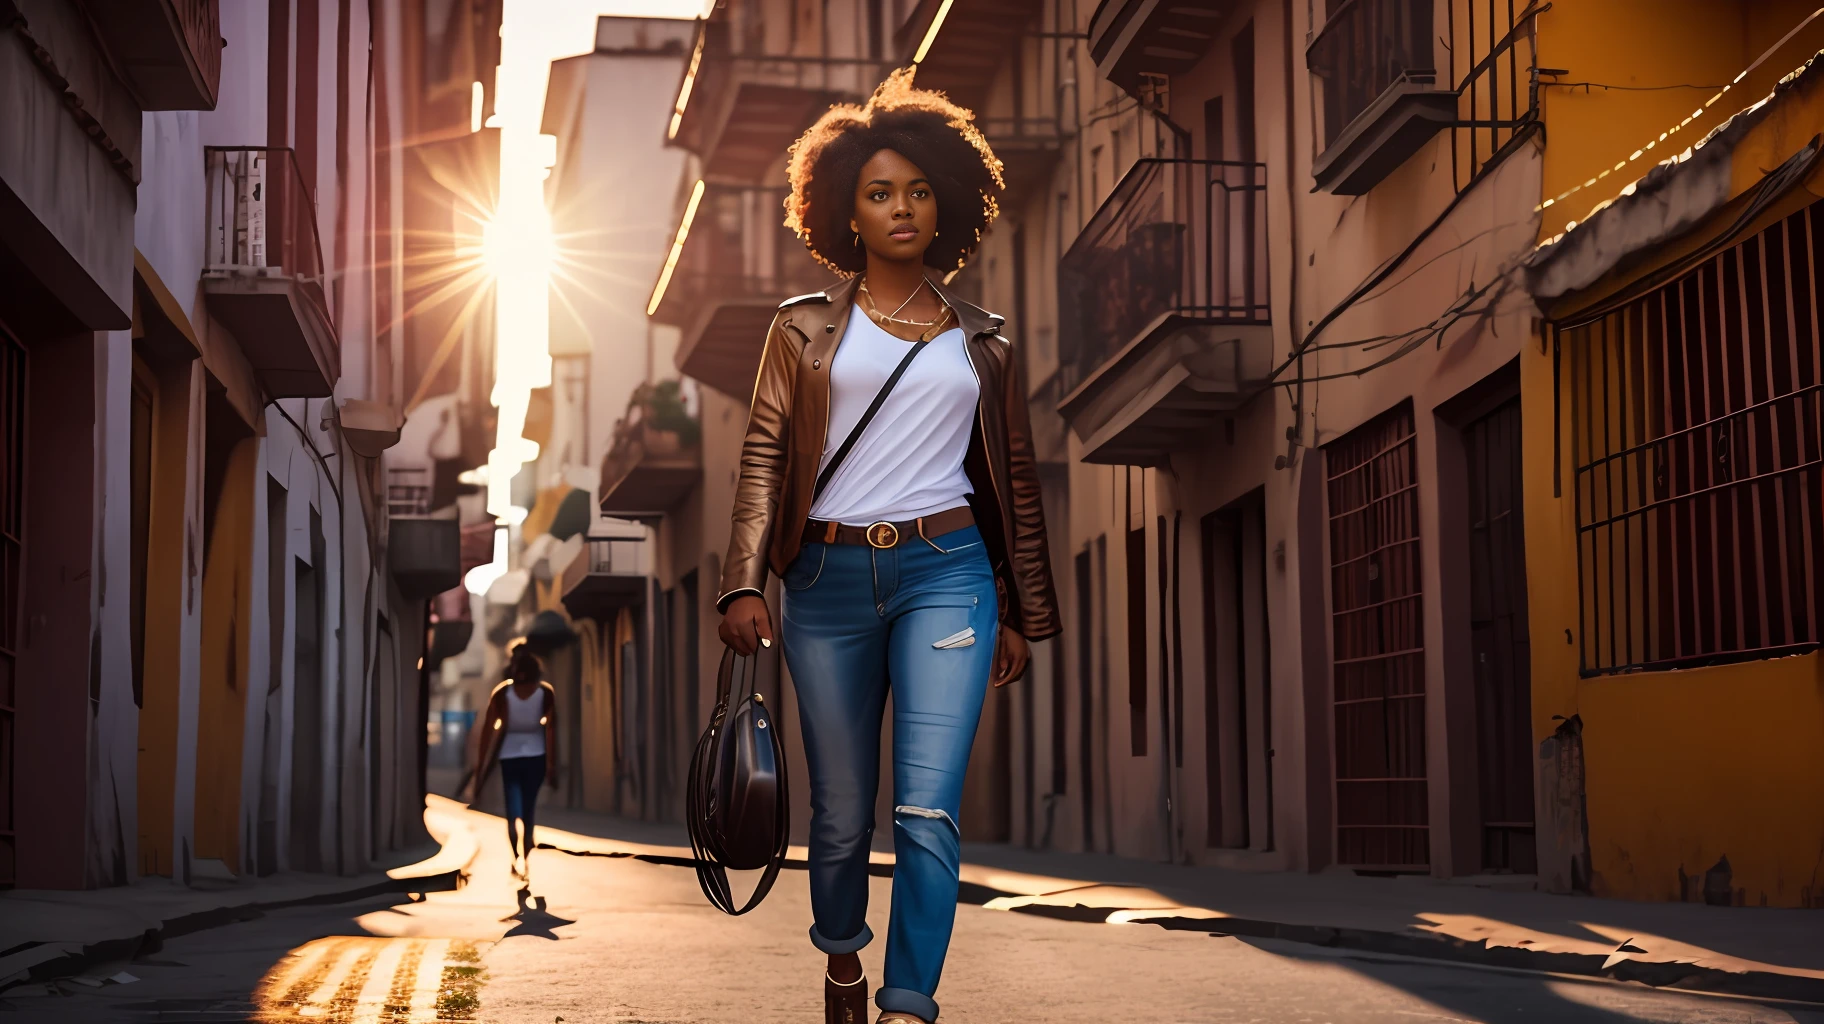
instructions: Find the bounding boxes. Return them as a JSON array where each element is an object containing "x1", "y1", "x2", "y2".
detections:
[{"x1": 825, "y1": 972, "x2": 868, "y2": 1024}]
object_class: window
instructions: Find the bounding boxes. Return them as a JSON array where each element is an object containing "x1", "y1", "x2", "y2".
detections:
[{"x1": 1564, "y1": 200, "x2": 1824, "y2": 674}]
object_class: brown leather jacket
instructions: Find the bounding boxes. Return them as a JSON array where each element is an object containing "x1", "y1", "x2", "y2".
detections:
[{"x1": 716, "y1": 275, "x2": 1062, "y2": 641}]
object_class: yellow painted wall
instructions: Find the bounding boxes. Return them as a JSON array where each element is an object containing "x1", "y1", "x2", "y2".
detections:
[
  {"x1": 1523, "y1": 323, "x2": 1824, "y2": 907},
  {"x1": 1525, "y1": 3, "x2": 1824, "y2": 908},
  {"x1": 1536, "y1": 0, "x2": 1824, "y2": 242},
  {"x1": 193, "y1": 438, "x2": 258, "y2": 871},
  {"x1": 136, "y1": 363, "x2": 196, "y2": 878}
]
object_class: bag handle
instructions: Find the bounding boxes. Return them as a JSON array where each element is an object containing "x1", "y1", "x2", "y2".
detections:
[
  {"x1": 687, "y1": 648, "x2": 790, "y2": 915},
  {"x1": 812, "y1": 339, "x2": 930, "y2": 504}
]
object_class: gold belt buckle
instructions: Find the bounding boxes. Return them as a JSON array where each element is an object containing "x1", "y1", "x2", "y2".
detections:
[{"x1": 865, "y1": 521, "x2": 900, "y2": 549}]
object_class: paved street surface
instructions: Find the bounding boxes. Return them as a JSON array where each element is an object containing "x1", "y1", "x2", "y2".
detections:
[{"x1": 4, "y1": 805, "x2": 1822, "y2": 1024}]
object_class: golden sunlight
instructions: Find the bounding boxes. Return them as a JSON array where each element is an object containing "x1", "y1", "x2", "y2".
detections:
[{"x1": 485, "y1": 0, "x2": 706, "y2": 516}]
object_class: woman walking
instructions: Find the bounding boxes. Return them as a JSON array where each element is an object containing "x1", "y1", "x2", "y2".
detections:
[
  {"x1": 716, "y1": 69, "x2": 1061, "y2": 1024},
  {"x1": 474, "y1": 645, "x2": 559, "y2": 882}
]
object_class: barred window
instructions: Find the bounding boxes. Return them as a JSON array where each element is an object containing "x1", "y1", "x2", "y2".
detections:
[{"x1": 1564, "y1": 200, "x2": 1824, "y2": 675}]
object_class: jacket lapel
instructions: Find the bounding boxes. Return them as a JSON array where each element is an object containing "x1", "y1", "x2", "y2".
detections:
[{"x1": 780, "y1": 275, "x2": 860, "y2": 462}]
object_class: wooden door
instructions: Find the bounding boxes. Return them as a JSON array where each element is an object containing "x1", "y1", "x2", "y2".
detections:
[{"x1": 1464, "y1": 398, "x2": 1535, "y2": 872}]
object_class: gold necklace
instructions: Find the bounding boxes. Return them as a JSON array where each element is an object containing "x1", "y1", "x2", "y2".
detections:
[{"x1": 859, "y1": 280, "x2": 950, "y2": 328}]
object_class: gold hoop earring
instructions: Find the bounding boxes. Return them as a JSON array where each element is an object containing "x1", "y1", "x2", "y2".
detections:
[{"x1": 852, "y1": 233, "x2": 860, "y2": 249}]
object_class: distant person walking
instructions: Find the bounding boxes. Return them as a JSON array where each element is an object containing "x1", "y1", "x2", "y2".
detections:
[{"x1": 471, "y1": 645, "x2": 559, "y2": 882}]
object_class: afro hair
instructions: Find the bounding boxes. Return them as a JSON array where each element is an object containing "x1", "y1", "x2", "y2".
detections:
[{"x1": 784, "y1": 67, "x2": 1005, "y2": 276}]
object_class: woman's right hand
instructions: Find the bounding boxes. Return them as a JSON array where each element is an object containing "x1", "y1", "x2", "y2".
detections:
[{"x1": 718, "y1": 594, "x2": 776, "y2": 655}]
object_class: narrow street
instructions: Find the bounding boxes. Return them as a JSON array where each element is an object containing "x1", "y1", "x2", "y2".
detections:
[{"x1": 6, "y1": 805, "x2": 1821, "y2": 1024}]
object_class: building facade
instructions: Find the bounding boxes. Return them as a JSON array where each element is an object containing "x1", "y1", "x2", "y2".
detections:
[{"x1": 0, "y1": 0, "x2": 499, "y2": 889}]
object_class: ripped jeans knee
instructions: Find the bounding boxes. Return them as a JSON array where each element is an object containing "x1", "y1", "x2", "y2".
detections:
[{"x1": 892, "y1": 804, "x2": 961, "y2": 872}]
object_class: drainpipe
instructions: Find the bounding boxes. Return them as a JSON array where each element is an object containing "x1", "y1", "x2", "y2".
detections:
[{"x1": 1282, "y1": 0, "x2": 1304, "y2": 466}]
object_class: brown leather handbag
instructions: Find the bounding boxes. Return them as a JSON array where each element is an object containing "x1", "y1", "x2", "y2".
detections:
[{"x1": 686, "y1": 648, "x2": 790, "y2": 914}]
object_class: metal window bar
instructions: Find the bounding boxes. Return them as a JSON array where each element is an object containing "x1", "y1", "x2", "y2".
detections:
[
  {"x1": 1326, "y1": 401, "x2": 1429, "y2": 869},
  {"x1": 1448, "y1": 0, "x2": 1544, "y2": 191},
  {"x1": 1056, "y1": 159, "x2": 1268, "y2": 397},
  {"x1": 1309, "y1": 0, "x2": 1542, "y2": 193},
  {"x1": 1568, "y1": 200, "x2": 1824, "y2": 675}
]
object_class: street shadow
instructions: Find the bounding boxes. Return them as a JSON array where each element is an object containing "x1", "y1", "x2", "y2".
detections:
[
  {"x1": 498, "y1": 886, "x2": 576, "y2": 941},
  {"x1": 1234, "y1": 935, "x2": 1824, "y2": 1024},
  {"x1": 956, "y1": 840, "x2": 1824, "y2": 975}
]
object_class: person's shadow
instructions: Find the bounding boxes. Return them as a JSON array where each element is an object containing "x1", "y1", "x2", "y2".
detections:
[{"x1": 500, "y1": 886, "x2": 576, "y2": 940}]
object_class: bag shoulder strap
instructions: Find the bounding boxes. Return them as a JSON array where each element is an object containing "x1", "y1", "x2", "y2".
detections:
[{"x1": 812, "y1": 338, "x2": 929, "y2": 504}]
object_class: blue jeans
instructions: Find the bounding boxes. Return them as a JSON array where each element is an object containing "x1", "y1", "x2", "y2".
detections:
[
  {"x1": 780, "y1": 523, "x2": 998, "y2": 1023},
  {"x1": 500, "y1": 754, "x2": 546, "y2": 858}
]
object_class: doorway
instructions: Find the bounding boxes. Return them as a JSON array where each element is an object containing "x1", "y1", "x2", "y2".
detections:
[
  {"x1": 1326, "y1": 402, "x2": 1429, "y2": 869},
  {"x1": 257, "y1": 479, "x2": 287, "y2": 876},
  {"x1": 1201, "y1": 491, "x2": 1272, "y2": 851},
  {"x1": 0, "y1": 322, "x2": 23, "y2": 886},
  {"x1": 1462, "y1": 397, "x2": 1535, "y2": 872},
  {"x1": 289, "y1": 545, "x2": 324, "y2": 872}
]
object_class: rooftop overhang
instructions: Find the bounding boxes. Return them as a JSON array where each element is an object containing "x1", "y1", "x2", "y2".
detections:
[
  {"x1": 559, "y1": 534, "x2": 652, "y2": 621},
  {"x1": 897, "y1": 0, "x2": 1042, "y2": 103},
  {"x1": 670, "y1": 30, "x2": 886, "y2": 179},
  {"x1": 389, "y1": 516, "x2": 463, "y2": 600},
  {"x1": 598, "y1": 423, "x2": 703, "y2": 518},
  {"x1": 675, "y1": 297, "x2": 777, "y2": 401},
  {"x1": 1309, "y1": 82, "x2": 1455, "y2": 195},
  {"x1": 1527, "y1": 50, "x2": 1824, "y2": 322},
  {"x1": 84, "y1": 0, "x2": 223, "y2": 110},
  {"x1": 1088, "y1": 0, "x2": 1230, "y2": 96},
  {"x1": 201, "y1": 271, "x2": 341, "y2": 397},
  {"x1": 1058, "y1": 315, "x2": 1273, "y2": 466}
]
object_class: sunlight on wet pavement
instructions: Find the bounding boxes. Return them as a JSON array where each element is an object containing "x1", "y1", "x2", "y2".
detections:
[{"x1": 253, "y1": 935, "x2": 489, "y2": 1022}]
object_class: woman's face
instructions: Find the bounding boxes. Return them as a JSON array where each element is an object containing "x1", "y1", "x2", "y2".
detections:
[{"x1": 849, "y1": 148, "x2": 937, "y2": 264}]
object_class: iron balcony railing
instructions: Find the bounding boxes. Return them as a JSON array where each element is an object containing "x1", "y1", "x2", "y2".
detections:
[
  {"x1": 1057, "y1": 159, "x2": 1268, "y2": 397},
  {"x1": 583, "y1": 534, "x2": 652, "y2": 576},
  {"x1": 203, "y1": 147, "x2": 331, "y2": 320},
  {"x1": 387, "y1": 467, "x2": 432, "y2": 517},
  {"x1": 1307, "y1": 0, "x2": 1437, "y2": 151},
  {"x1": 652, "y1": 184, "x2": 830, "y2": 324}
]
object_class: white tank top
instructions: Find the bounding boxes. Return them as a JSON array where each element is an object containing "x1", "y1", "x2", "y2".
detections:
[
  {"x1": 498, "y1": 685, "x2": 547, "y2": 760},
  {"x1": 808, "y1": 305, "x2": 979, "y2": 526}
]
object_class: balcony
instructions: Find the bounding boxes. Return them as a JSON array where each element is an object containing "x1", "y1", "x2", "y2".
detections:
[
  {"x1": 670, "y1": 21, "x2": 889, "y2": 179},
  {"x1": 981, "y1": 112, "x2": 1067, "y2": 198},
  {"x1": 200, "y1": 148, "x2": 340, "y2": 398},
  {"x1": 652, "y1": 184, "x2": 835, "y2": 399},
  {"x1": 598, "y1": 387, "x2": 703, "y2": 518},
  {"x1": 1057, "y1": 159, "x2": 1270, "y2": 466},
  {"x1": 84, "y1": 0, "x2": 222, "y2": 110},
  {"x1": 1087, "y1": 0, "x2": 1230, "y2": 95},
  {"x1": 386, "y1": 468, "x2": 462, "y2": 600},
  {"x1": 896, "y1": 0, "x2": 1042, "y2": 104},
  {"x1": 1307, "y1": 0, "x2": 1453, "y2": 194},
  {"x1": 560, "y1": 528, "x2": 653, "y2": 622}
]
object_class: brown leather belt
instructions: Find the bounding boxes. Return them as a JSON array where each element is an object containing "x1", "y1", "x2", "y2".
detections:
[{"x1": 803, "y1": 506, "x2": 975, "y2": 550}]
